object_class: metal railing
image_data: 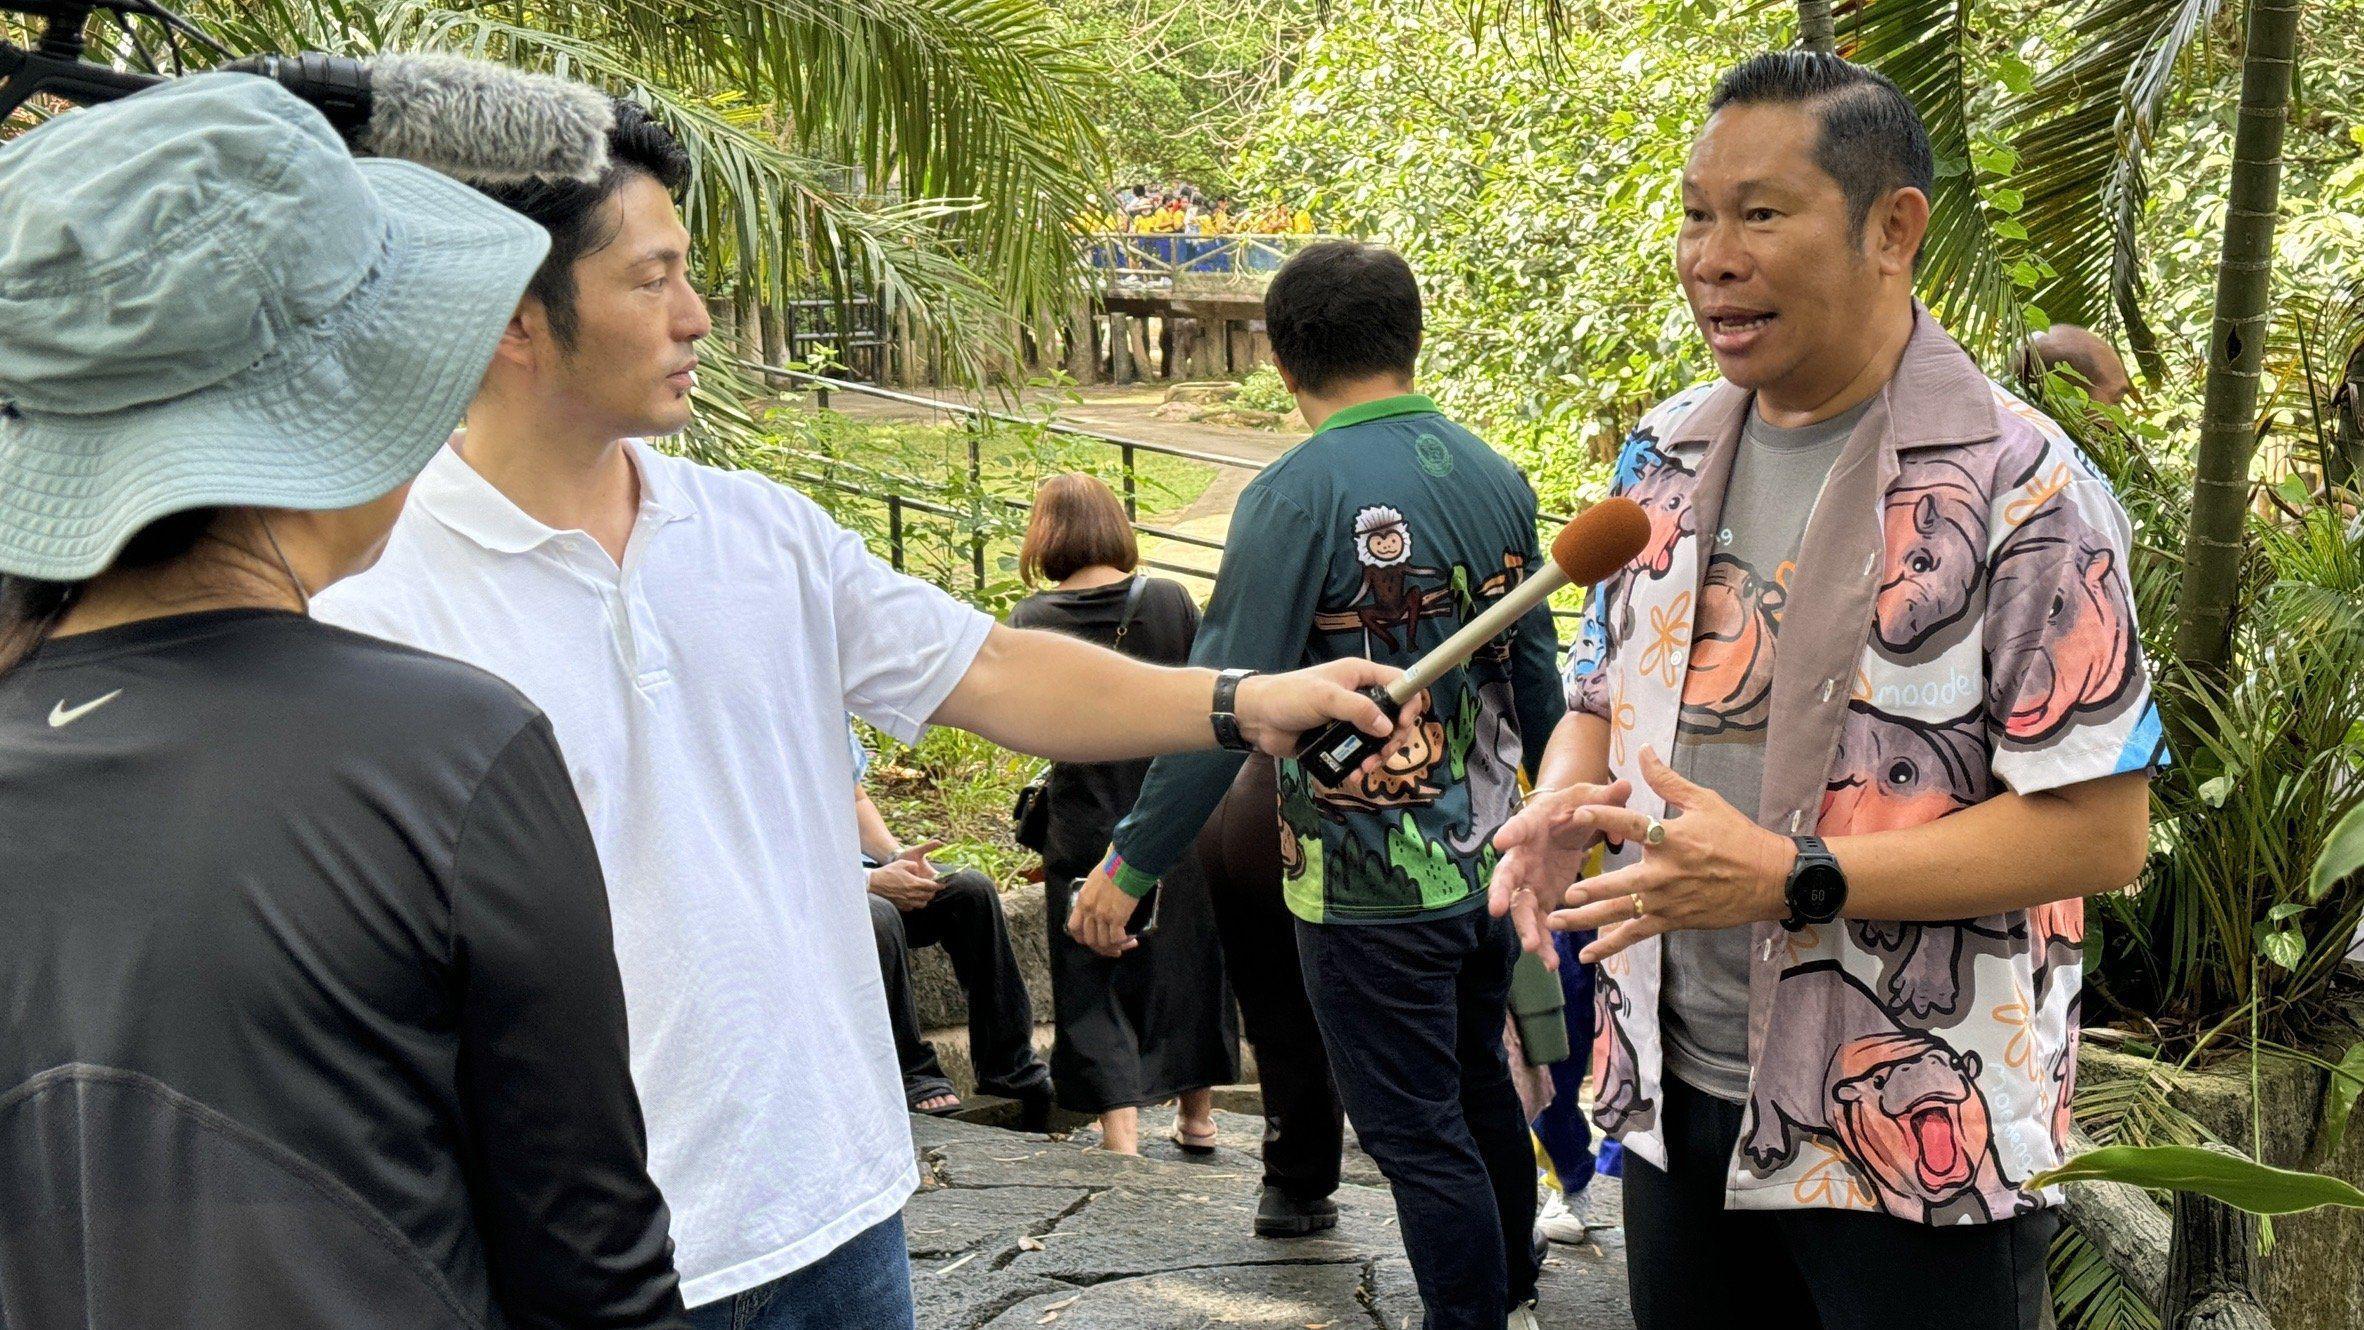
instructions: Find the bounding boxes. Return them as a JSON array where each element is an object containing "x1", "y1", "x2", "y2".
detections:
[
  {"x1": 738, "y1": 294, "x2": 892, "y2": 384},
  {"x1": 740, "y1": 361, "x2": 1579, "y2": 622}
]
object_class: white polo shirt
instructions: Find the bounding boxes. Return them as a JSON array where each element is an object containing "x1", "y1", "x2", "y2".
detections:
[{"x1": 314, "y1": 439, "x2": 992, "y2": 1306}]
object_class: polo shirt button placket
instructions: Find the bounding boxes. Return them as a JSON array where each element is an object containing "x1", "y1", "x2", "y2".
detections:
[{"x1": 604, "y1": 587, "x2": 635, "y2": 673}]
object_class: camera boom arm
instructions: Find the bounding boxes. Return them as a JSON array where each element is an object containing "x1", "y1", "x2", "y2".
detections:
[{"x1": 1, "y1": 1, "x2": 227, "y2": 123}]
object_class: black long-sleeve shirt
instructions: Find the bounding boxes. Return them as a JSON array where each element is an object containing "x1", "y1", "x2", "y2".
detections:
[{"x1": 0, "y1": 609, "x2": 685, "y2": 1330}]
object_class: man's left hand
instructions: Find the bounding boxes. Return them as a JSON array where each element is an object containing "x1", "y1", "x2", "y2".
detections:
[
  {"x1": 1548, "y1": 747, "x2": 1795, "y2": 964},
  {"x1": 1067, "y1": 864, "x2": 1142, "y2": 959},
  {"x1": 1490, "y1": 777, "x2": 1635, "y2": 968}
]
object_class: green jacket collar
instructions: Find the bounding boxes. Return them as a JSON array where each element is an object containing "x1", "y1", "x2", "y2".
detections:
[{"x1": 1309, "y1": 393, "x2": 1440, "y2": 437}]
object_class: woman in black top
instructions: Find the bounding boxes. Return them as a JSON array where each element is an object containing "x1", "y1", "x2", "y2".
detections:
[
  {"x1": 1006, "y1": 475, "x2": 1240, "y2": 1154},
  {"x1": 0, "y1": 75, "x2": 683, "y2": 1329}
]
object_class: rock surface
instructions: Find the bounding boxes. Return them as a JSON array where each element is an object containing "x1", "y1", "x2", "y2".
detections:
[{"x1": 906, "y1": 1108, "x2": 1633, "y2": 1329}]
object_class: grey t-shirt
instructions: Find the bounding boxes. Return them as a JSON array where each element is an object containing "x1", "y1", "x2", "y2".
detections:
[{"x1": 1659, "y1": 398, "x2": 1868, "y2": 1102}]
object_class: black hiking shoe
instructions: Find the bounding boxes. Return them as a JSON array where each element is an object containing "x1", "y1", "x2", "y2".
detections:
[{"x1": 1254, "y1": 1186, "x2": 1340, "y2": 1238}]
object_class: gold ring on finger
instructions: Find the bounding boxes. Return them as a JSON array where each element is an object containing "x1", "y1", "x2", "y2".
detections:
[
  {"x1": 1643, "y1": 816, "x2": 1667, "y2": 847},
  {"x1": 1629, "y1": 893, "x2": 1646, "y2": 921}
]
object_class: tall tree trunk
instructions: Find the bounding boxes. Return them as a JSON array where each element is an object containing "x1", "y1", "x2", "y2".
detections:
[
  {"x1": 2170, "y1": 0, "x2": 2302, "y2": 679},
  {"x1": 1797, "y1": 0, "x2": 1838, "y2": 53},
  {"x1": 2164, "y1": 1191, "x2": 2273, "y2": 1330},
  {"x1": 2330, "y1": 336, "x2": 2364, "y2": 494}
]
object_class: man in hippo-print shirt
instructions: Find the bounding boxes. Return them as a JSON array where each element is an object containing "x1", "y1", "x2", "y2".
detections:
[{"x1": 1489, "y1": 51, "x2": 2162, "y2": 1330}]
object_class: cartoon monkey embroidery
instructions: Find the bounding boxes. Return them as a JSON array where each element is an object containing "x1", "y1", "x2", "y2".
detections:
[
  {"x1": 1313, "y1": 505, "x2": 1450, "y2": 655},
  {"x1": 1315, "y1": 708, "x2": 1448, "y2": 813},
  {"x1": 1275, "y1": 807, "x2": 1306, "y2": 881}
]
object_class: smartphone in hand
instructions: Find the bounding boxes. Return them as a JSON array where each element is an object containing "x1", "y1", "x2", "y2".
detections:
[
  {"x1": 1125, "y1": 883, "x2": 1161, "y2": 939},
  {"x1": 1062, "y1": 878, "x2": 1160, "y2": 940}
]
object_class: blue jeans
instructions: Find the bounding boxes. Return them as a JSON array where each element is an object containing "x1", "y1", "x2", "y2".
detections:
[
  {"x1": 1296, "y1": 908, "x2": 1536, "y2": 1330},
  {"x1": 1531, "y1": 930, "x2": 1597, "y2": 1195},
  {"x1": 685, "y1": 1214, "x2": 913, "y2": 1330}
]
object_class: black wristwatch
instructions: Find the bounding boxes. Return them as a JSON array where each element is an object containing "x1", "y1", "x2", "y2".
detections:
[
  {"x1": 1782, "y1": 835, "x2": 1847, "y2": 931},
  {"x1": 1210, "y1": 668, "x2": 1258, "y2": 752}
]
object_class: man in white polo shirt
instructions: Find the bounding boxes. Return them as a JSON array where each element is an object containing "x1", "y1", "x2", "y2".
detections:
[{"x1": 314, "y1": 101, "x2": 1403, "y2": 1329}]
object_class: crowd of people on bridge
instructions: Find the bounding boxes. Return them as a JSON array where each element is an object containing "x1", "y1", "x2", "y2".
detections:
[
  {"x1": 1, "y1": 44, "x2": 2160, "y2": 1330},
  {"x1": 1083, "y1": 181, "x2": 1318, "y2": 235}
]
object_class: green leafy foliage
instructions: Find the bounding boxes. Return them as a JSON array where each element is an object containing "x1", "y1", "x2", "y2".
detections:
[
  {"x1": 740, "y1": 397, "x2": 1217, "y2": 615},
  {"x1": 2049, "y1": 1222, "x2": 2163, "y2": 1330},
  {"x1": 859, "y1": 723, "x2": 1039, "y2": 886},
  {"x1": 1235, "y1": 0, "x2": 1781, "y2": 511},
  {"x1": 109, "y1": 0, "x2": 1115, "y2": 362},
  {"x1": 2319, "y1": 1040, "x2": 2364, "y2": 1161},
  {"x1": 2083, "y1": 427, "x2": 2364, "y2": 1045},
  {"x1": 1232, "y1": 365, "x2": 1300, "y2": 416},
  {"x1": 2029, "y1": 1144, "x2": 2364, "y2": 1216},
  {"x1": 1039, "y1": 0, "x2": 1325, "y2": 193},
  {"x1": 2310, "y1": 800, "x2": 2364, "y2": 902}
]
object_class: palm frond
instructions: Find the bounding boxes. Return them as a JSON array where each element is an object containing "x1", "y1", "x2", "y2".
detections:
[
  {"x1": 2006, "y1": 0, "x2": 2221, "y2": 383},
  {"x1": 1838, "y1": 0, "x2": 2025, "y2": 365},
  {"x1": 170, "y1": 0, "x2": 1109, "y2": 354},
  {"x1": 2050, "y1": 1223, "x2": 2165, "y2": 1330}
]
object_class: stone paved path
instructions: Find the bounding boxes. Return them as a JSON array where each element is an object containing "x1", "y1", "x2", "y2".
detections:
[{"x1": 906, "y1": 1107, "x2": 1633, "y2": 1330}]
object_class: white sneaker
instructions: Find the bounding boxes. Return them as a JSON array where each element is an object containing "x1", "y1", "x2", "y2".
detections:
[
  {"x1": 1508, "y1": 1303, "x2": 1543, "y2": 1330},
  {"x1": 1536, "y1": 1186, "x2": 1592, "y2": 1244}
]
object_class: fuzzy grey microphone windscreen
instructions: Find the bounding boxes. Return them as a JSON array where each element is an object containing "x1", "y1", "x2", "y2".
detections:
[{"x1": 363, "y1": 53, "x2": 614, "y2": 185}]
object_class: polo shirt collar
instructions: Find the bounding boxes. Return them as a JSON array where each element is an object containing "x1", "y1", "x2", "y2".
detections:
[
  {"x1": 413, "y1": 437, "x2": 696, "y2": 556},
  {"x1": 1309, "y1": 392, "x2": 1440, "y2": 437},
  {"x1": 626, "y1": 440, "x2": 698, "y2": 524}
]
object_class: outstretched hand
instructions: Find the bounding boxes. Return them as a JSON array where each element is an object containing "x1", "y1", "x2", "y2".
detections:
[
  {"x1": 1545, "y1": 747, "x2": 1792, "y2": 964},
  {"x1": 1489, "y1": 777, "x2": 1633, "y2": 968}
]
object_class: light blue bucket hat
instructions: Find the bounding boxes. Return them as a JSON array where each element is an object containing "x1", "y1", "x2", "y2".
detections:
[{"x1": 0, "y1": 71, "x2": 551, "y2": 581}]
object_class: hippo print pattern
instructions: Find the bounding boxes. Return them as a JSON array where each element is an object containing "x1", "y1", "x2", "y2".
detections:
[
  {"x1": 1743, "y1": 962, "x2": 2015, "y2": 1225},
  {"x1": 1567, "y1": 361, "x2": 2163, "y2": 1227}
]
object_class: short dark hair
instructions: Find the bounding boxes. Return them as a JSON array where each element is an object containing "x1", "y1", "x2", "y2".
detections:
[
  {"x1": 472, "y1": 99, "x2": 692, "y2": 347},
  {"x1": 1262, "y1": 241, "x2": 1422, "y2": 396},
  {"x1": 1020, "y1": 473, "x2": 1139, "y2": 587},
  {"x1": 1708, "y1": 52, "x2": 1934, "y2": 262}
]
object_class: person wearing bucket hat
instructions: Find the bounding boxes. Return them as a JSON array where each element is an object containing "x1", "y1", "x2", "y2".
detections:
[
  {"x1": 313, "y1": 95, "x2": 1419, "y2": 1330},
  {"x1": 0, "y1": 73, "x2": 690, "y2": 1329}
]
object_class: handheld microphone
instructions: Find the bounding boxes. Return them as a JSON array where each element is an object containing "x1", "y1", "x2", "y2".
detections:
[
  {"x1": 221, "y1": 52, "x2": 615, "y2": 183},
  {"x1": 1293, "y1": 496, "x2": 1651, "y2": 788}
]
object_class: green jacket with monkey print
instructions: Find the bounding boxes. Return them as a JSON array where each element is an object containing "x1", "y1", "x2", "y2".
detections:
[{"x1": 1107, "y1": 394, "x2": 1564, "y2": 924}]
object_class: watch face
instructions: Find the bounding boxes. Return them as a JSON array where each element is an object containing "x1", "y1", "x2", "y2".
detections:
[{"x1": 1794, "y1": 860, "x2": 1846, "y2": 923}]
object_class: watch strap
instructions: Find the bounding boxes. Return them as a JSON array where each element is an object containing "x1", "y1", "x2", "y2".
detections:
[
  {"x1": 1211, "y1": 668, "x2": 1256, "y2": 752},
  {"x1": 1782, "y1": 834, "x2": 1842, "y2": 931}
]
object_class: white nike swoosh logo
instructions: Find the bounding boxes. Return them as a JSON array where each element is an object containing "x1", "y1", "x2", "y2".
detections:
[{"x1": 48, "y1": 690, "x2": 123, "y2": 729}]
